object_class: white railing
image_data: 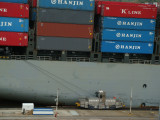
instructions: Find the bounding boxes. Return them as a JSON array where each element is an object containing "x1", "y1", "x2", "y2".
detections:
[
  {"x1": 129, "y1": 59, "x2": 151, "y2": 64},
  {"x1": 0, "y1": 55, "x2": 155, "y2": 65},
  {"x1": 37, "y1": 56, "x2": 52, "y2": 61},
  {"x1": 66, "y1": 57, "x2": 90, "y2": 62},
  {"x1": 10, "y1": 55, "x2": 27, "y2": 60}
]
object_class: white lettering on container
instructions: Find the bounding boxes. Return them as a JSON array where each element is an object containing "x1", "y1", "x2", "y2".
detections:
[
  {"x1": 116, "y1": 33, "x2": 142, "y2": 38},
  {"x1": 115, "y1": 44, "x2": 141, "y2": 50},
  {"x1": 51, "y1": 0, "x2": 84, "y2": 6},
  {"x1": 0, "y1": 22, "x2": 12, "y2": 27},
  {"x1": 0, "y1": 37, "x2": 7, "y2": 42},
  {"x1": 117, "y1": 21, "x2": 143, "y2": 26},
  {"x1": 0, "y1": 8, "x2": 7, "y2": 12},
  {"x1": 121, "y1": 9, "x2": 141, "y2": 15}
]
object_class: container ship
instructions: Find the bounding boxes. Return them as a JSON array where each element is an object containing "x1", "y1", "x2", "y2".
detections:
[{"x1": 0, "y1": 0, "x2": 160, "y2": 108}]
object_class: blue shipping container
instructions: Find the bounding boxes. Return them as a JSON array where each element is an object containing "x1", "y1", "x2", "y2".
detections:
[
  {"x1": 0, "y1": 17, "x2": 29, "y2": 32},
  {"x1": 30, "y1": 8, "x2": 37, "y2": 21},
  {"x1": 38, "y1": 0, "x2": 95, "y2": 11},
  {"x1": 101, "y1": 17, "x2": 156, "y2": 30},
  {"x1": 0, "y1": 0, "x2": 28, "y2": 3},
  {"x1": 102, "y1": 29, "x2": 155, "y2": 42},
  {"x1": 101, "y1": 41, "x2": 154, "y2": 54}
]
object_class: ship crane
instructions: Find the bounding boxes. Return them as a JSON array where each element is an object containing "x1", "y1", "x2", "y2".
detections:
[{"x1": 76, "y1": 90, "x2": 125, "y2": 110}]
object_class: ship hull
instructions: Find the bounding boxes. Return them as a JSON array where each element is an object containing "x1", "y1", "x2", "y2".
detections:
[{"x1": 0, "y1": 60, "x2": 159, "y2": 107}]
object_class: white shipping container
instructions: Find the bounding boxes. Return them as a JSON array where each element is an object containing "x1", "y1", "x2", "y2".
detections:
[
  {"x1": 22, "y1": 103, "x2": 34, "y2": 113},
  {"x1": 33, "y1": 108, "x2": 54, "y2": 115}
]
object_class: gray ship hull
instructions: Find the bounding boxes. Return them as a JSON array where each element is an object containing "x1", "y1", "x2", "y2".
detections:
[{"x1": 0, "y1": 60, "x2": 159, "y2": 107}]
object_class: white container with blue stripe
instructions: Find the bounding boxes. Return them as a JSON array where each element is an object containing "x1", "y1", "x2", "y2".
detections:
[
  {"x1": 101, "y1": 41, "x2": 154, "y2": 54},
  {"x1": 33, "y1": 108, "x2": 54, "y2": 115},
  {"x1": 0, "y1": 17, "x2": 29, "y2": 32},
  {"x1": 38, "y1": 0, "x2": 95, "y2": 11},
  {"x1": 101, "y1": 17, "x2": 156, "y2": 30},
  {"x1": 101, "y1": 29, "x2": 155, "y2": 42}
]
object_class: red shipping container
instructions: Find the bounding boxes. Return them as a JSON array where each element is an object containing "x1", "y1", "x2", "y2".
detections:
[
  {"x1": 0, "y1": 2, "x2": 29, "y2": 18},
  {"x1": 37, "y1": 22, "x2": 93, "y2": 39},
  {"x1": 0, "y1": 32, "x2": 28, "y2": 46},
  {"x1": 96, "y1": 0, "x2": 156, "y2": 7},
  {"x1": 28, "y1": 0, "x2": 37, "y2": 7},
  {"x1": 101, "y1": 4, "x2": 157, "y2": 19},
  {"x1": 96, "y1": 1, "x2": 156, "y2": 15}
]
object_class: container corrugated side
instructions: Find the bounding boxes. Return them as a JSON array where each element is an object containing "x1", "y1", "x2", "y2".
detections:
[
  {"x1": 0, "y1": 2, "x2": 29, "y2": 18},
  {"x1": 102, "y1": 29, "x2": 155, "y2": 42},
  {"x1": 0, "y1": 17, "x2": 29, "y2": 32},
  {"x1": 37, "y1": 22, "x2": 93, "y2": 39},
  {"x1": 101, "y1": 4, "x2": 157, "y2": 19},
  {"x1": 96, "y1": 1, "x2": 156, "y2": 15},
  {"x1": 37, "y1": 36, "x2": 92, "y2": 52},
  {"x1": 38, "y1": 0, "x2": 95, "y2": 11},
  {"x1": 0, "y1": 0, "x2": 28, "y2": 3},
  {"x1": 0, "y1": 32, "x2": 28, "y2": 46},
  {"x1": 101, "y1": 17, "x2": 156, "y2": 30},
  {"x1": 37, "y1": 8, "x2": 94, "y2": 25},
  {"x1": 101, "y1": 41, "x2": 153, "y2": 54}
]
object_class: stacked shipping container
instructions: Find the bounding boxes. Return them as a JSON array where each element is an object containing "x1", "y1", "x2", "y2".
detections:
[
  {"x1": 0, "y1": 1, "x2": 29, "y2": 46},
  {"x1": 36, "y1": 0, "x2": 95, "y2": 52},
  {"x1": 0, "y1": 0, "x2": 28, "y2": 3},
  {"x1": 28, "y1": 0, "x2": 37, "y2": 21},
  {"x1": 96, "y1": 1, "x2": 157, "y2": 54},
  {"x1": 28, "y1": 0, "x2": 37, "y2": 7}
]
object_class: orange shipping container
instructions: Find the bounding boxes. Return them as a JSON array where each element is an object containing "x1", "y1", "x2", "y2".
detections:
[{"x1": 37, "y1": 22, "x2": 93, "y2": 39}]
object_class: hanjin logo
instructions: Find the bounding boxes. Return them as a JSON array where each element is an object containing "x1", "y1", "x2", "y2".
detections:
[
  {"x1": 117, "y1": 21, "x2": 122, "y2": 25},
  {"x1": 51, "y1": 0, "x2": 56, "y2": 4},
  {"x1": 115, "y1": 44, "x2": 120, "y2": 49},
  {"x1": 116, "y1": 33, "x2": 121, "y2": 37}
]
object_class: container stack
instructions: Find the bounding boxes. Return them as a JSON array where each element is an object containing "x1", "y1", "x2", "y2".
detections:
[
  {"x1": 96, "y1": 1, "x2": 157, "y2": 54},
  {"x1": 36, "y1": 0, "x2": 95, "y2": 52},
  {"x1": 157, "y1": 3, "x2": 160, "y2": 35},
  {"x1": 0, "y1": 0, "x2": 29, "y2": 46}
]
